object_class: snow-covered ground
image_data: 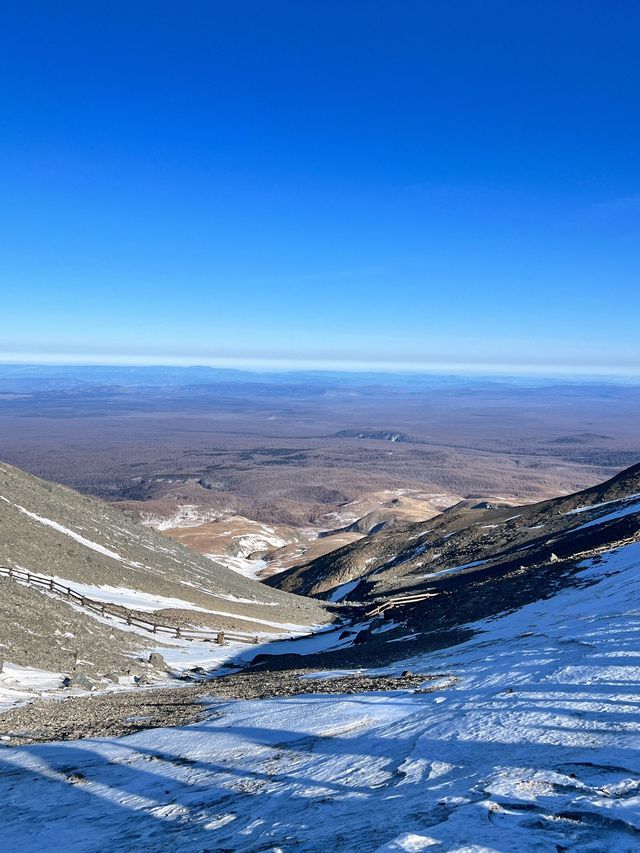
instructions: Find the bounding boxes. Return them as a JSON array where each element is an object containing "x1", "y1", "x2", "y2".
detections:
[
  {"x1": 47, "y1": 576, "x2": 222, "y2": 614},
  {"x1": 204, "y1": 551, "x2": 269, "y2": 579},
  {"x1": 326, "y1": 579, "x2": 360, "y2": 602},
  {"x1": 36, "y1": 574, "x2": 314, "y2": 632},
  {"x1": 421, "y1": 558, "x2": 489, "y2": 580},
  {"x1": 565, "y1": 493, "x2": 640, "y2": 516},
  {"x1": 0, "y1": 664, "x2": 65, "y2": 714},
  {"x1": 2, "y1": 541, "x2": 640, "y2": 850},
  {"x1": 145, "y1": 508, "x2": 217, "y2": 530}
]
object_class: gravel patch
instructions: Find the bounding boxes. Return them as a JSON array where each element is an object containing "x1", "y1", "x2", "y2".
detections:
[{"x1": 0, "y1": 670, "x2": 449, "y2": 745}]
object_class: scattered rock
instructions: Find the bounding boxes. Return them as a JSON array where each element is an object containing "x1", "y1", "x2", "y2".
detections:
[
  {"x1": 339, "y1": 630, "x2": 353, "y2": 640},
  {"x1": 354, "y1": 629, "x2": 372, "y2": 646},
  {"x1": 62, "y1": 673, "x2": 95, "y2": 691},
  {"x1": 0, "y1": 669, "x2": 445, "y2": 743},
  {"x1": 148, "y1": 652, "x2": 168, "y2": 670}
]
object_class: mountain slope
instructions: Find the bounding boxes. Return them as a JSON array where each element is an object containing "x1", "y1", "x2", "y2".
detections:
[
  {"x1": 269, "y1": 463, "x2": 640, "y2": 610},
  {"x1": 0, "y1": 461, "x2": 330, "y2": 679},
  {"x1": 3, "y1": 504, "x2": 640, "y2": 850}
]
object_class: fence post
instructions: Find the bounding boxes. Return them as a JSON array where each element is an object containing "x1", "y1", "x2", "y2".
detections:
[
  {"x1": 175, "y1": 627, "x2": 181, "y2": 639},
  {"x1": 67, "y1": 587, "x2": 71, "y2": 598},
  {"x1": 49, "y1": 578, "x2": 54, "y2": 591},
  {"x1": 126, "y1": 614, "x2": 132, "y2": 625},
  {"x1": 216, "y1": 631, "x2": 225, "y2": 646}
]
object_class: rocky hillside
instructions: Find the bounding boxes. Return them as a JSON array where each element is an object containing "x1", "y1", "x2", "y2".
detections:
[
  {"x1": 269, "y1": 462, "x2": 640, "y2": 605},
  {"x1": 0, "y1": 461, "x2": 330, "y2": 678}
]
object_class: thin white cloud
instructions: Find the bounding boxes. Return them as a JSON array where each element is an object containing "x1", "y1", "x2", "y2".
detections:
[{"x1": 1, "y1": 350, "x2": 639, "y2": 379}]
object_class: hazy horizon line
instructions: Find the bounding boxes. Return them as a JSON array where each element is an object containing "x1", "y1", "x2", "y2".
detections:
[{"x1": 1, "y1": 351, "x2": 640, "y2": 381}]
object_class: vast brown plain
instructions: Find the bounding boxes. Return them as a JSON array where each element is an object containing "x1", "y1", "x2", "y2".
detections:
[{"x1": 0, "y1": 369, "x2": 638, "y2": 529}]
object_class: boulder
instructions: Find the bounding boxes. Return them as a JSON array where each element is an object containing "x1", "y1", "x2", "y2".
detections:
[
  {"x1": 354, "y1": 629, "x2": 372, "y2": 646},
  {"x1": 148, "y1": 652, "x2": 168, "y2": 670},
  {"x1": 63, "y1": 672, "x2": 94, "y2": 691}
]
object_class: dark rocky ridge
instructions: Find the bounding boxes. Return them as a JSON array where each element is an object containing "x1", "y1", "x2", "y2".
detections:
[{"x1": 269, "y1": 462, "x2": 640, "y2": 604}]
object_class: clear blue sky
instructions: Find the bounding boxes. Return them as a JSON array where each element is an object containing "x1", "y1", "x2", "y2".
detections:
[{"x1": 1, "y1": 2, "x2": 639, "y2": 375}]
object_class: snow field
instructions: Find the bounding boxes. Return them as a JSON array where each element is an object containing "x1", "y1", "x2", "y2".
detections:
[{"x1": 2, "y1": 543, "x2": 640, "y2": 849}]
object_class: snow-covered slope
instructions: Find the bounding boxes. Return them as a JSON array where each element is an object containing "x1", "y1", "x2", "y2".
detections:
[{"x1": 3, "y1": 531, "x2": 640, "y2": 850}]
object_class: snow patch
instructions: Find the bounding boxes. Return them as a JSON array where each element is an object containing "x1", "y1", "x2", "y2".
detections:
[{"x1": 326, "y1": 579, "x2": 360, "y2": 602}]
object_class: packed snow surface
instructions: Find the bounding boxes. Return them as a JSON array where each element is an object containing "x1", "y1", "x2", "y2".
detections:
[
  {"x1": 39, "y1": 576, "x2": 313, "y2": 632},
  {"x1": 0, "y1": 664, "x2": 65, "y2": 713},
  {"x1": 326, "y1": 579, "x2": 360, "y2": 602},
  {"x1": 2, "y1": 540, "x2": 640, "y2": 850},
  {"x1": 48, "y1": 577, "x2": 219, "y2": 614}
]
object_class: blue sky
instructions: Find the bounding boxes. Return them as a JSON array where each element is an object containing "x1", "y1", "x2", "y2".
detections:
[{"x1": 1, "y1": 2, "x2": 639, "y2": 375}]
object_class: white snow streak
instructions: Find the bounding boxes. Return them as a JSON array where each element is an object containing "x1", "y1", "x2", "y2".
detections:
[{"x1": 0, "y1": 497, "x2": 131, "y2": 563}]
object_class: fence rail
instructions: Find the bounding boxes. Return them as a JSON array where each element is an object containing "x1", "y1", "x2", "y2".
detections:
[
  {"x1": 366, "y1": 589, "x2": 438, "y2": 617},
  {"x1": 0, "y1": 565, "x2": 266, "y2": 645}
]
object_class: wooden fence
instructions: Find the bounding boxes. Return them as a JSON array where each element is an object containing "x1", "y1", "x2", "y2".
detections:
[
  {"x1": 366, "y1": 589, "x2": 438, "y2": 618},
  {"x1": 0, "y1": 565, "x2": 264, "y2": 645}
]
